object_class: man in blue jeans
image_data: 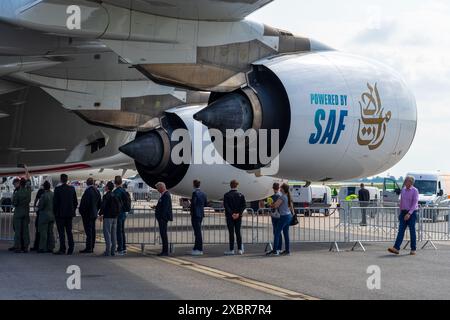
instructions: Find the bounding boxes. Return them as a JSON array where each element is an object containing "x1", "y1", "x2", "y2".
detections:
[
  {"x1": 267, "y1": 183, "x2": 282, "y2": 255},
  {"x1": 389, "y1": 176, "x2": 419, "y2": 256},
  {"x1": 113, "y1": 176, "x2": 129, "y2": 256}
]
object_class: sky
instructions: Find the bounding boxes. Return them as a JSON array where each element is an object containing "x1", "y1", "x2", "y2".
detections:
[{"x1": 248, "y1": 0, "x2": 450, "y2": 177}]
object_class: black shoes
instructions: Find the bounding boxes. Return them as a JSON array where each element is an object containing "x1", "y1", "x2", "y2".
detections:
[
  {"x1": 79, "y1": 249, "x2": 93, "y2": 254},
  {"x1": 157, "y1": 252, "x2": 169, "y2": 257},
  {"x1": 8, "y1": 247, "x2": 16, "y2": 252},
  {"x1": 53, "y1": 251, "x2": 65, "y2": 255}
]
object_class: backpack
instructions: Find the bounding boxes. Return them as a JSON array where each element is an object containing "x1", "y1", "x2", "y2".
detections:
[{"x1": 121, "y1": 189, "x2": 132, "y2": 213}]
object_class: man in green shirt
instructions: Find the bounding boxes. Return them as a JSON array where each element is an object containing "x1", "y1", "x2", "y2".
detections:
[
  {"x1": 12, "y1": 178, "x2": 32, "y2": 253},
  {"x1": 37, "y1": 181, "x2": 55, "y2": 253}
]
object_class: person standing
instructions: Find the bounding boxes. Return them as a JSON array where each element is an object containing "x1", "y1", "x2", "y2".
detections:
[
  {"x1": 99, "y1": 182, "x2": 121, "y2": 257},
  {"x1": 79, "y1": 178, "x2": 101, "y2": 253},
  {"x1": 53, "y1": 174, "x2": 78, "y2": 255},
  {"x1": 113, "y1": 176, "x2": 131, "y2": 256},
  {"x1": 12, "y1": 178, "x2": 32, "y2": 253},
  {"x1": 388, "y1": 176, "x2": 419, "y2": 256},
  {"x1": 359, "y1": 183, "x2": 370, "y2": 226},
  {"x1": 190, "y1": 180, "x2": 207, "y2": 256},
  {"x1": 267, "y1": 183, "x2": 282, "y2": 255},
  {"x1": 37, "y1": 181, "x2": 55, "y2": 253},
  {"x1": 223, "y1": 180, "x2": 246, "y2": 256},
  {"x1": 269, "y1": 183, "x2": 293, "y2": 256},
  {"x1": 8, "y1": 178, "x2": 21, "y2": 252},
  {"x1": 31, "y1": 185, "x2": 45, "y2": 251},
  {"x1": 155, "y1": 182, "x2": 173, "y2": 257}
]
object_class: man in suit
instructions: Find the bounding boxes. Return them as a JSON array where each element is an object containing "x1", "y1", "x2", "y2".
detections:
[
  {"x1": 190, "y1": 180, "x2": 208, "y2": 256},
  {"x1": 223, "y1": 180, "x2": 247, "y2": 256},
  {"x1": 359, "y1": 183, "x2": 371, "y2": 226},
  {"x1": 79, "y1": 178, "x2": 101, "y2": 253},
  {"x1": 53, "y1": 174, "x2": 78, "y2": 255},
  {"x1": 154, "y1": 182, "x2": 173, "y2": 256}
]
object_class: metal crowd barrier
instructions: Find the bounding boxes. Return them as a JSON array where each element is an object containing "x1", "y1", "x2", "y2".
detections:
[{"x1": 2, "y1": 204, "x2": 450, "y2": 252}]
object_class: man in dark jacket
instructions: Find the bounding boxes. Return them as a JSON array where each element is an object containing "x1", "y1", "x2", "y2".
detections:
[
  {"x1": 79, "y1": 178, "x2": 101, "y2": 253},
  {"x1": 113, "y1": 176, "x2": 130, "y2": 256},
  {"x1": 155, "y1": 182, "x2": 173, "y2": 256},
  {"x1": 53, "y1": 174, "x2": 78, "y2": 255},
  {"x1": 359, "y1": 183, "x2": 371, "y2": 226},
  {"x1": 190, "y1": 180, "x2": 208, "y2": 256},
  {"x1": 99, "y1": 182, "x2": 121, "y2": 257},
  {"x1": 223, "y1": 180, "x2": 247, "y2": 256}
]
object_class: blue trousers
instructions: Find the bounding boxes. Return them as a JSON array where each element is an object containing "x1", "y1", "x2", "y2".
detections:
[
  {"x1": 394, "y1": 211, "x2": 417, "y2": 251},
  {"x1": 271, "y1": 216, "x2": 282, "y2": 251},
  {"x1": 191, "y1": 216, "x2": 203, "y2": 251},
  {"x1": 116, "y1": 213, "x2": 127, "y2": 252},
  {"x1": 274, "y1": 214, "x2": 292, "y2": 253}
]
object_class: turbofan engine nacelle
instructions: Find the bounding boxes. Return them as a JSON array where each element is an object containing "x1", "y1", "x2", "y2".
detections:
[
  {"x1": 120, "y1": 105, "x2": 281, "y2": 201},
  {"x1": 195, "y1": 51, "x2": 417, "y2": 181}
]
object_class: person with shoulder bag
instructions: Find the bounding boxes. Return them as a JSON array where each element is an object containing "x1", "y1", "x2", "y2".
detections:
[{"x1": 269, "y1": 183, "x2": 294, "y2": 256}]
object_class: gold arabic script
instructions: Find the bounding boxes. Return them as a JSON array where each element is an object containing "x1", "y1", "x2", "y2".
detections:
[{"x1": 357, "y1": 83, "x2": 392, "y2": 150}]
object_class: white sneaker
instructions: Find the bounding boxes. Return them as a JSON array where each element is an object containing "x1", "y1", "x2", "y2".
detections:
[
  {"x1": 191, "y1": 250, "x2": 204, "y2": 256},
  {"x1": 238, "y1": 249, "x2": 244, "y2": 255},
  {"x1": 224, "y1": 250, "x2": 235, "y2": 256},
  {"x1": 273, "y1": 250, "x2": 281, "y2": 256}
]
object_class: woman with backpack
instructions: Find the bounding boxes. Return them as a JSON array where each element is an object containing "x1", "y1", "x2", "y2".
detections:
[{"x1": 268, "y1": 183, "x2": 294, "y2": 256}]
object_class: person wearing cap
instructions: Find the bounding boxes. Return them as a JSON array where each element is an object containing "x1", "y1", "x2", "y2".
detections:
[
  {"x1": 12, "y1": 178, "x2": 32, "y2": 253},
  {"x1": 37, "y1": 181, "x2": 55, "y2": 253}
]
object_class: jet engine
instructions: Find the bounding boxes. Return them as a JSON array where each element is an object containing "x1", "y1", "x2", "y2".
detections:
[
  {"x1": 120, "y1": 105, "x2": 282, "y2": 201},
  {"x1": 194, "y1": 51, "x2": 417, "y2": 182}
]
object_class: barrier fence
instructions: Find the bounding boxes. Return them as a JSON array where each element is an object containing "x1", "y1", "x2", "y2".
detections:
[{"x1": 1, "y1": 203, "x2": 449, "y2": 252}]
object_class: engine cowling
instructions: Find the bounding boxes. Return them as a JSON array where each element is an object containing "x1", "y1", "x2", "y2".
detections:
[
  {"x1": 194, "y1": 51, "x2": 417, "y2": 181},
  {"x1": 120, "y1": 105, "x2": 282, "y2": 201}
]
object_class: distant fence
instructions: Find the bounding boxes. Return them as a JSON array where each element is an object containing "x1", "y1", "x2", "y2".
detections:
[{"x1": 1, "y1": 203, "x2": 449, "y2": 252}]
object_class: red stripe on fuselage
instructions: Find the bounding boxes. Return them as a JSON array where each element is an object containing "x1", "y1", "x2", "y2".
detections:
[{"x1": 2, "y1": 164, "x2": 91, "y2": 176}]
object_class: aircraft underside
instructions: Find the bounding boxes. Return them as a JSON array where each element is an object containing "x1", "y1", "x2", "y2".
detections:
[{"x1": 0, "y1": 0, "x2": 417, "y2": 200}]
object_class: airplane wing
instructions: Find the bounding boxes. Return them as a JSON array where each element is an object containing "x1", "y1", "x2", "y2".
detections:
[{"x1": 87, "y1": 0, "x2": 273, "y2": 21}]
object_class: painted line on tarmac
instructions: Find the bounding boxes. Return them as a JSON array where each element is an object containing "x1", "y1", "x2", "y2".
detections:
[{"x1": 126, "y1": 245, "x2": 320, "y2": 301}]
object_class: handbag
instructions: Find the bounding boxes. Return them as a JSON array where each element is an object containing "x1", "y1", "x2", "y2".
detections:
[{"x1": 290, "y1": 207, "x2": 299, "y2": 226}]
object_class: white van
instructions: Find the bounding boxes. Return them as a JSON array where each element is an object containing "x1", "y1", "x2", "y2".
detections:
[
  {"x1": 290, "y1": 184, "x2": 332, "y2": 215},
  {"x1": 410, "y1": 172, "x2": 450, "y2": 206}
]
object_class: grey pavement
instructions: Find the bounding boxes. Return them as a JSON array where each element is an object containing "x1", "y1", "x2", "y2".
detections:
[
  {"x1": 0, "y1": 241, "x2": 277, "y2": 300},
  {"x1": 175, "y1": 241, "x2": 450, "y2": 300},
  {"x1": 2, "y1": 239, "x2": 450, "y2": 300}
]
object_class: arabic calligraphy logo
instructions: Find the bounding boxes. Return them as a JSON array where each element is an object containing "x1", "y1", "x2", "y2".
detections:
[{"x1": 357, "y1": 83, "x2": 392, "y2": 150}]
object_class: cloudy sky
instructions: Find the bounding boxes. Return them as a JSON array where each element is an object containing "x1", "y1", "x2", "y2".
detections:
[{"x1": 249, "y1": 0, "x2": 450, "y2": 177}]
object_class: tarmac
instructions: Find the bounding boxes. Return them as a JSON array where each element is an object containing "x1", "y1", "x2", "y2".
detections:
[{"x1": 2, "y1": 240, "x2": 450, "y2": 300}]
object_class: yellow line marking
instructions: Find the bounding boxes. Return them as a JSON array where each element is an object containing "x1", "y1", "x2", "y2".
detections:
[
  {"x1": 126, "y1": 245, "x2": 320, "y2": 301},
  {"x1": 76, "y1": 227, "x2": 319, "y2": 300}
]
